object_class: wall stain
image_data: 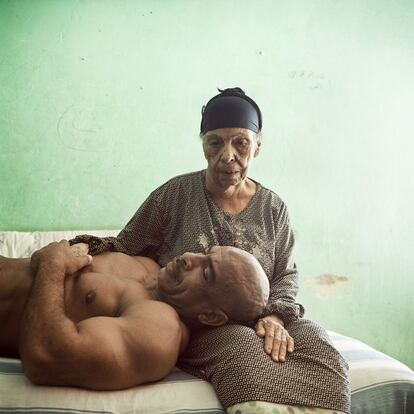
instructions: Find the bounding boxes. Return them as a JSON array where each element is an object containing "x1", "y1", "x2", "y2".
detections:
[
  {"x1": 315, "y1": 273, "x2": 349, "y2": 286},
  {"x1": 305, "y1": 273, "x2": 350, "y2": 297}
]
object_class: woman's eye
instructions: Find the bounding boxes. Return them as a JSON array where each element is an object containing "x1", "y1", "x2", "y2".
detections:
[
  {"x1": 234, "y1": 141, "x2": 250, "y2": 154},
  {"x1": 236, "y1": 139, "x2": 249, "y2": 147}
]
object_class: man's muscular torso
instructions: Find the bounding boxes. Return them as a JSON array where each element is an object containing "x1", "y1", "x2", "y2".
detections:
[
  {"x1": 0, "y1": 252, "x2": 189, "y2": 365},
  {"x1": 64, "y1": 252, "x2": 159, "y2": 322}
]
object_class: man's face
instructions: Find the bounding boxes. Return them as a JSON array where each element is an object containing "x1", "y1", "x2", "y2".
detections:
[
  {"x1": 202, "y1": 127, "x2": 259, "y2": 190},
  {"x1": 157, "y1": 246, "x2": 257, "y2": 324}
]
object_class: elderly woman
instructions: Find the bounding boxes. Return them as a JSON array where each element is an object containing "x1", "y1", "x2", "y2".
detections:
[{"x1": 71, "y1": 88, "x2": 350, "y2": 414}]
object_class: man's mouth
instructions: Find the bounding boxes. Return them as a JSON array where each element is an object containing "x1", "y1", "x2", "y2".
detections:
[{"x1": 166, "y1": 259, "x2": 180, "y2": 283}]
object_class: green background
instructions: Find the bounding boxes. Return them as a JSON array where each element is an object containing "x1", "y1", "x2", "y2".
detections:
[{"x1": 1, "y1": 0, "x2": 413, "y2": 368}]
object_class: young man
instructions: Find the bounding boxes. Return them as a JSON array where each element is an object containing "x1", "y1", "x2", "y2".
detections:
[{"x1": 0, "y1": 241, "x2": 269, "y2": 390}]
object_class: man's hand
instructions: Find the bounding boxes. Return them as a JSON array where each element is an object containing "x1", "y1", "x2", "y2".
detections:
[
  {"x1": 31, "y1": 240, "x2": 92, "y2": 275},
  {"x1": 255, "y1": 314, "x2": 294, "y2": 362}
]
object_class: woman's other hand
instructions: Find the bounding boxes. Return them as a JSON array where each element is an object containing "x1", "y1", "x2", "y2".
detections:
[
  {"x1": 255, "y1": 314, "x2": 294, "y2": 362},
  {"x1": 31, "y1": 240, "x2": 92, "y2": 275},
  {"x1": 70, "y1": 242, "x2": 89, "y2": 256}
]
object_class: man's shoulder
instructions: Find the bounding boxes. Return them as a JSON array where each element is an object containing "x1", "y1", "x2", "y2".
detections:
[
  {"x1": 80, "y1": 299, "x2": 187, "y2": 387},
  {"x1": 122, "y1": 300, "x2": 188, "y2": 348}
]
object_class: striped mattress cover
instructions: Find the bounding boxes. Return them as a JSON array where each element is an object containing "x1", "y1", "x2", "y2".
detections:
[
  {"x1": 1, "y1": 332, "x2": 413, "y2": 414},
  {"x1": 1, "y1": 231, "x2": 413, "y2": 413}
]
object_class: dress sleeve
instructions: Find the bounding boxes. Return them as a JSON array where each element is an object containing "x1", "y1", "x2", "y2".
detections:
[
  {"x1": 69, "y1": 187, "x2": 166, "y2": 259},
  {"x1": 260, "y1": 202, "x2": 305, "y2": 324}
]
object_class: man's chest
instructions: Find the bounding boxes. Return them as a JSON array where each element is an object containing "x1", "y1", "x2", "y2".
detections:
[{"x1": 64, "y1": 271, "x2": 152, "y2": 322}]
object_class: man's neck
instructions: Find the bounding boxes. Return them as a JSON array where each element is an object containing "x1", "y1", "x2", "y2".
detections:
[{"x1": 150, "y1": 282, "x2": 163, "y2": 302}]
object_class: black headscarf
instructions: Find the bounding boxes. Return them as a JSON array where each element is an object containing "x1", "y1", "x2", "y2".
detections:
[{"x1": 200, "y1": 87, "x2": 262, "y2": 134}]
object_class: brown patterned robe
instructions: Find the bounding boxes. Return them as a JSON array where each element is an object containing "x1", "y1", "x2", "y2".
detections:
[{"x1": 71, "y1": 170, "x2": 350, "y2": 412}]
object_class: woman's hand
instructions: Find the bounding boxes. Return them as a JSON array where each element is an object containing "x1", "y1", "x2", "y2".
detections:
[
  {"x1": 31, "y1": 240, "x2": 92, "y2": 275},
  {"x1": 70, "y1": 242, "x2": 89, "y2": 256},
  {"x1": 255, "y1": 314, "x2": 294, "y2": 362}
]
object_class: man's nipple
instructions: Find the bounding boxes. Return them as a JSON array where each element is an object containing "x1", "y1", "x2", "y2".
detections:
[{"x1": 85, "y1": 289, "x2": 96, "y2": 304}]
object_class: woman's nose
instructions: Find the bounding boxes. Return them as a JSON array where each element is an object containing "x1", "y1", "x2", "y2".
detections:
[{"x1": 220, "y1": 144, "x2": 236, "y2": 163}]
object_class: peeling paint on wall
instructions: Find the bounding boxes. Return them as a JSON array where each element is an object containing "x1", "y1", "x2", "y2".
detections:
[
  {"x1": 305, "y1": 273, "x2": 350, "y2": 297},
  {"x1": 315, "y1": 273, "x2": 349, "y2": 286}
]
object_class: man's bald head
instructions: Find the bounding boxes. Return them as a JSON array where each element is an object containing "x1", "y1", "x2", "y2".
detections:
[{"x1": 157, "y1": 246, "x2": 270, "y2": 329}]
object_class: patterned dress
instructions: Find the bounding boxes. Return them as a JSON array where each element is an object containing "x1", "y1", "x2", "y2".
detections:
[{"x1": 71, "y1": 170, "x2": 350, "y2": 413}]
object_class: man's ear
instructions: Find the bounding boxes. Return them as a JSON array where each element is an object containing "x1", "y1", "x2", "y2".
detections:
[{"x1": 198, "y1": 309, "x2": 229, "y2": 327}]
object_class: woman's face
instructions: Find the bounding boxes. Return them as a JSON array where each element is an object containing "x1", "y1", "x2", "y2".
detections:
[{"x1": 202, "y1": 127, "x2": 260, "y2": 190}]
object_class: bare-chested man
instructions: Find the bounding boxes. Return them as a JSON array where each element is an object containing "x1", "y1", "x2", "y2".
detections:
[{"x1": 0, "y1": 241, "x2": 269, "y2": 390}]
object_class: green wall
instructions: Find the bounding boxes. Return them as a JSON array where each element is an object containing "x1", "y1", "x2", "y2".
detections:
[{"x1": 1, "y1": 1, "x2": 413, "y2": 368}]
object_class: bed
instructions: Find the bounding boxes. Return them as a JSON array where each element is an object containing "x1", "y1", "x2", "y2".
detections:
[{"x1": 1, "y1": 230, "x2": 413, "y2": 414}]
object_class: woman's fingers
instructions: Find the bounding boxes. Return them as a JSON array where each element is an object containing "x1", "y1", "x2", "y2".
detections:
[
  {"x1": 287, "y1": 334, "x2": 295, "y2": 353},
  {"x1": 255, "y1": 319, "x2": 266, "y2": 337},
  {"x1": 256, "y1": 318, "x2": 294, "y2": 362},
  {"x1": 263, "y1": 321, "x2": 276, "y2": 354},
  {"x1": 70, "y1": 242, "x2": 89, "y2": 256},
  {"x1": 272, "y1": 328, "x2": 285, "y2": 362}
]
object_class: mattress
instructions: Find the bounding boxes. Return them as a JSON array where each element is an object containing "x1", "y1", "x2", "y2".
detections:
[{"x1": 1, "y1": 231, "x2": 413, "y2": 413}]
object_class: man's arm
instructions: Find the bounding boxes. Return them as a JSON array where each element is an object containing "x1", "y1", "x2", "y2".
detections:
[{"x1": 20, "y1": 241, "x2": 187, "y2": 390}]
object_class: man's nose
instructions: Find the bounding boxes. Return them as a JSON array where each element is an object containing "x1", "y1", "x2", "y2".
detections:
[
  {"x1": 179, "y1": 252, "x2": 205, "y2": 269},
  {"x1": 220, "y1": 144, "x2": 236, "y2": 163}
]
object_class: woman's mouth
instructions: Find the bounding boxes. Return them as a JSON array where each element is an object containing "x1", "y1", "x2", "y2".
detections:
[{"x1": 221, "y1": 170, "x2": 239, "y2": 175}]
